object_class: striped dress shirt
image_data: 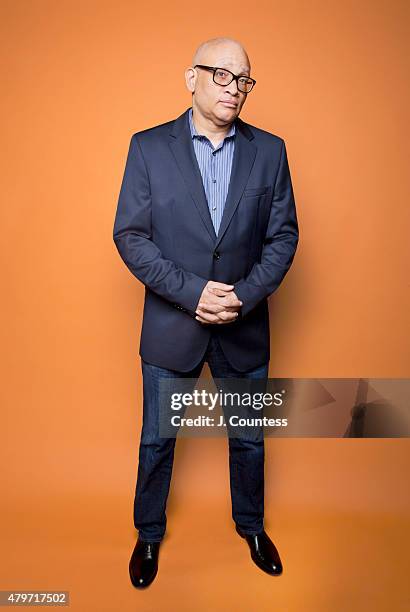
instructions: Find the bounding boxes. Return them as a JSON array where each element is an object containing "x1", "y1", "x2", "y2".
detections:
[{"x1": 188, "y1": 106, "x2": 236, "y2": 235}]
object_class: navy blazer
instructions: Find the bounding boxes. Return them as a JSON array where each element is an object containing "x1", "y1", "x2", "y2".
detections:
[{"x1": 113, "y1": 107, "x2": 299, "y2": 372}]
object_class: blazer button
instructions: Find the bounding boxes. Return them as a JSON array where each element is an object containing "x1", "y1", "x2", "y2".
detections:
[{"x1": 213, "y1": 251, "x2": 220, "y2": 260}]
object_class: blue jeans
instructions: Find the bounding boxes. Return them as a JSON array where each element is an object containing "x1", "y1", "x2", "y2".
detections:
[{"x1": 133, "y1": 334, "x2": 269, "y2": 542}]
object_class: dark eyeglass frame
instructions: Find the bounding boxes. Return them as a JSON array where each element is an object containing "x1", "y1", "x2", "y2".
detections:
[{"x1": 194, "y1": 64, "x2": 256, "y2": 93}]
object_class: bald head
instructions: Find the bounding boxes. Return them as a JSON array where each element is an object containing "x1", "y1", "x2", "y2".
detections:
[
  {"x1": 185, "y1": 37, "x2": 252, "y2": 128},
  {"x1": 192, "y1": 37, "x2": 251, "y2": 73}
]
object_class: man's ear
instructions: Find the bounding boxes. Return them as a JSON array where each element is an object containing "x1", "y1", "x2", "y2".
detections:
[{"x1": 184, "y1": 67, "x2": 196, "y2": 93}]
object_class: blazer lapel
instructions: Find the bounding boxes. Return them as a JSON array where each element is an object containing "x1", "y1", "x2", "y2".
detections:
[
  {"x1": 214, "y1": 119, "x2": 256, "y2": 249},
  {"x1": 168, "y1": 107, "x2": 257, "y2": 248},
  {"x1": 169, "y1": 108, "x2": 217, "y2": 242}
]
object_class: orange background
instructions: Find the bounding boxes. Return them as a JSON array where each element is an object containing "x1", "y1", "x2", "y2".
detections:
[{"x1": 1, "y1": 1, "x2": 409, "y2": 610}]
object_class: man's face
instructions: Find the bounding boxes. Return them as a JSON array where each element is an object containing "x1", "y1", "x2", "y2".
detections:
[{"x1": 188, "y1": 44, "x2": 251, "y2": 125}]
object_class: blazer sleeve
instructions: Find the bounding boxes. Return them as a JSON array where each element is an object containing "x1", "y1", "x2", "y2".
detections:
[
  {"x1": 113, "y1": 134, "x2": 208, "y2": 315},
  {"x1": 234, "y1": 139, "x2": 299, "y2": 318}
]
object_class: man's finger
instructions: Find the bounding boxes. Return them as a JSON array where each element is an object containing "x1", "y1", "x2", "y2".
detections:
[
  {"x1": 208, "y1": 287, "x2": 230, "y2": 297},
  {"x1": 198, "y1": 302, "x2": 240, "y2": 314},
  {"x1": 195, "y1": 311, "x2": 219, "y2": 323},
  {"x1": 195, "y1": 315, "x2": 210, "y2": 324},
  {"x1": 196, "y1": 307, "x2": 238, "y2": 323},
  {"x1": 209, "y1": 282, "x2": 234, "y2": 291},
  {"x1": 207, "y1": 281, "x2": 234, "y2": 295},
  {"x1": 198, "y1": 302, "x2": 226, "y2": 314},
  {"x1": 196, "y1": 308, "x2": 220, "y2": 322},
  {"x1": 202, "y1": 295, "x2": 242, "y2": 309},
  {"x1": 208, "y1": 287, "x2": 242, "y2": 305}
]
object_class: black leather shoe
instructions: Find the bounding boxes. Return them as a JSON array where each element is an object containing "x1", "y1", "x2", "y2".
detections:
[
  {"x1": 129, "y1": 537, "x2": 161, "y2": 588},
  {"x1": 236, "y1": 525, "x2": 283, "y2": 575}
]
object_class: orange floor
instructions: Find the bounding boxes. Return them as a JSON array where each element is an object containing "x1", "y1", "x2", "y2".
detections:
[{"x1": 1, "y1": 439, "x2": 409, "y2": 612}]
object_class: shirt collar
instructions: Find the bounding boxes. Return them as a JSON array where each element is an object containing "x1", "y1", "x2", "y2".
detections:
[{"x1": 188, "y1": 107, "x2": 236, "y2": 140}]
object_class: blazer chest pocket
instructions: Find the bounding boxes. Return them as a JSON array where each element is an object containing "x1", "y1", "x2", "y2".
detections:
[{"x1": 243, "y1": 185, "x2": 269, "y2": 197}]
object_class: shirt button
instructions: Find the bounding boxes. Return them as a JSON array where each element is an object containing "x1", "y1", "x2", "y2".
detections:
[
  {"x1": 212, "y1": 205, "x2": 217, "y2": 210},
  {"x1": 212, "y1": 179, "x2": 216, "y2": 183}
]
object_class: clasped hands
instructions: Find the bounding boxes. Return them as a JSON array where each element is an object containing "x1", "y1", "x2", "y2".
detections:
[{"x1": 195, "y1": 281, "x2": 242, "y2": 324}]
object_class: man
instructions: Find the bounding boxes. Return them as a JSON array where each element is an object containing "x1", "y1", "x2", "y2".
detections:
[{"x1": 113, "y1": 36, "x2": 299, "y2": 588}]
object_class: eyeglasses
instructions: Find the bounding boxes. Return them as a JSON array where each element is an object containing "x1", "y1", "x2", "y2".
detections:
[{"x1": 194, "y1": 65, "x2": 256, "y2": 93}]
